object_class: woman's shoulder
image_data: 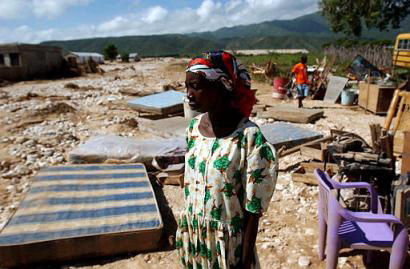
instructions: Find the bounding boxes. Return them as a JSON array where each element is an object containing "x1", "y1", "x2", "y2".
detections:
[
  {"x1": 238, "y1": 118, "x2": 261, "y2": 136},
  {"x1": 187, "y1": 114, "x2": 203, "y2": 134}
]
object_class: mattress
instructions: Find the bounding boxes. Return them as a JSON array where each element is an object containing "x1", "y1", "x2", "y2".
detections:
[{"x1": 0, "y1": 164, "x2": 163, "y2": 267}]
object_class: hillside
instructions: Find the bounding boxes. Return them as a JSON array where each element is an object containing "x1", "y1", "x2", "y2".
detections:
[{"x1": 42, "y1": 12, "x2": 410, "y2": 56}]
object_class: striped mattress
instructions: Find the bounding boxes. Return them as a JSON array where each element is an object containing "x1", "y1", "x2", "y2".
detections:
[{"x1": 0, "y1": 164, "x2": 163, "y2": 267}]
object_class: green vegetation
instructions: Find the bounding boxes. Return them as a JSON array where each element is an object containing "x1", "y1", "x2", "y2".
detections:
[
  {"x1": 120, "y1": 52, "x2": 129, "y2": 62},
  {"x1": 103, "y1": 44, "x2": 118, "y2": 61},
  {"x1": 320, "y1": 0, "x2": 410, "y2": 36}
]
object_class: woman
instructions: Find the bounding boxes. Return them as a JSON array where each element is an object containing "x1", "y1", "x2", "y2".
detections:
[{"x1": 176, "y1": 51, "x2": 277, "y2": 269}]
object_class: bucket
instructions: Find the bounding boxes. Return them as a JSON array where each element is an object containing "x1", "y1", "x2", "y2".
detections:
[
  {"x1": 272, "y1": 77, "x2": 289, "y2": 99},
  {"x1": 183, "y1": 97, "x2": 201, "y2": 119},
  {"x1": 341, "y1": 89, "x2": 356, "y2": 106}
]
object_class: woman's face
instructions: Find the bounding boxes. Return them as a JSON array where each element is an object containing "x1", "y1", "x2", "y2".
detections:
[{"x1": 185, "y1": 71, "x2": 227, "y2": 113}]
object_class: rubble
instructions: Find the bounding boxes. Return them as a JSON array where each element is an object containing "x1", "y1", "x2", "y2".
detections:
[{"x1": 0, "y1": 59, "x2": 407, "y2": 268}]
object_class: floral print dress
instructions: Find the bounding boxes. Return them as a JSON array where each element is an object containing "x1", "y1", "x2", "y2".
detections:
[{"x1": 176, "y1": 114, "x2": 278, "y2": 269}]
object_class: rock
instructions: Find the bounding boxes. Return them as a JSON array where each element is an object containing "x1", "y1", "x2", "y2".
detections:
[
  {"x1": 305, "y1": 228, "x2": 315, "y2": 236},
  {"x1": 144, "y1": 254, "x2": 151, "y2": 263},
  {"x1": 298, "y1": 256, "x2": 311, "y2": 268}
]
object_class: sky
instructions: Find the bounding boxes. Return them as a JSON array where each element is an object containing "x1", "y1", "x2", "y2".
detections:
[{"x1": 0, "y1": 0, "x2": 319, "y2": 44}]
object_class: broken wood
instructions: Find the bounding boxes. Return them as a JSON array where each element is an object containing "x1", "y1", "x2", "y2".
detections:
[
  {"x1": 279, "y1": 136, "x2": 333, "y2": 157},
  {"x1": 300, "y1": 162, "x2": 338, "y2": 175},
  {"x1": 291, "y1": 172, "x2": 318, "y2": 185},
  {"x1": 300, "y1": 143, "x2": 328, "y2": 162}
]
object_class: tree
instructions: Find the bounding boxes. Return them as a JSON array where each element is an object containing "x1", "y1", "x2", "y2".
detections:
[
  {"x1": 320, "y1": 0, "x2": 410, "y2": 37},
  {"x1": 103, "y1": 44, "x2": 118, "y2": 61},
  {"x1": 120, "y1": 52, "x2": 129, "y2": 62}
]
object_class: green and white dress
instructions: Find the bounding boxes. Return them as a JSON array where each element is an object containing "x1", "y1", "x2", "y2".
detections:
[{"x1": 176, "y1": 114, "x2": 277, "y2": 269}]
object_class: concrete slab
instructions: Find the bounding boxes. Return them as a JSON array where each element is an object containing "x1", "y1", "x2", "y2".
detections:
[
  {"x1": 260, "y1": 122, "x2": 323, "y2": 149},
  {"x1": 257, "y1": 104, "x2": 323, "y2": 123},
  {"x1": 138, "y1": 116, "x2": 191, "y2": 137},
  {"x1": 128, "y1": 90, "x2": 185, "y2": 115}
]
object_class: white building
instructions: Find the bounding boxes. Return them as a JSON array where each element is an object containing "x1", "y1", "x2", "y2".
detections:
[{"x1": 68, "y1": 52, "x2": 105, "y2": 64}]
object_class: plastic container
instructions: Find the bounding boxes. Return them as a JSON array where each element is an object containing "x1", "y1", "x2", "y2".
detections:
[
  {"x1": 341, "y1": 89, "x2": 356, "y2": 106},
  {"x1": 183, "y1": 97, "x2": 201, "y2": 119},
  {"x1": 272, "y1": 77, "x2": 289, "y2": 99}
]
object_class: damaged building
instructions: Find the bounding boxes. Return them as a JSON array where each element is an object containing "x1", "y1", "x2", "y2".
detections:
[{"x1": 0, "y1": 43, "x2": 63, "y2": 81}]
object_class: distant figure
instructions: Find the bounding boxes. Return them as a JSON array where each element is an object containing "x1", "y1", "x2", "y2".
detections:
[{"x1": 292, "y1": 55, "x2": 309, "y2": 108}]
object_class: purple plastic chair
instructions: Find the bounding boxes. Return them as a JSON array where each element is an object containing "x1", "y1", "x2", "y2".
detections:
[{"x1": 314, "y1": 168, "x2": 408, "y2": 269}]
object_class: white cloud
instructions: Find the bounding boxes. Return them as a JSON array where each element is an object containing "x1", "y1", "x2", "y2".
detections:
[
  {"x1": 0, "y1": 0, "x2": 28, "y2": 19},
  {"x1": 32, "y1": 0, "x2": 92, "y2": 18},
  {"x1": 142, "y1": 6, "x2": 168, "y2": 23},
  {"x1": 0, "y1": 0, "x2": 93, "y2": 19},
  {"x1": 0, "y1": 0, "x2": 319, "y2": 43}
]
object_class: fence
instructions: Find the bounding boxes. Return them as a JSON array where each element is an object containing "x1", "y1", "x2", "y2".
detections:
[{"x1": 323, "y1": 45, "x2": 392, "y2": 68}]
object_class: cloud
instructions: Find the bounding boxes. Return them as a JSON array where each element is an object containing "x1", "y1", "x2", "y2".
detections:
[
  {"x1": 0, "y1": 0, "x2": 93, "y2": 19},
  {"x1": 142, "y1": 6, "x2": 168, "y2": 23},
  {"x1": 32, "y1": 0, "x2": 92, "y2": 18},
  {"x1": 0, "y1": 0, "x2": 319, "y2": 43},
  {"x1": 0, "y1": 0, "x2": 28, "y2": 19}
]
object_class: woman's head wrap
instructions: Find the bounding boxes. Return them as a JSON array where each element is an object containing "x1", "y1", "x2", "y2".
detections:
[{"x1": 186, "y1": 51, "x2": 256, "y2": 117}]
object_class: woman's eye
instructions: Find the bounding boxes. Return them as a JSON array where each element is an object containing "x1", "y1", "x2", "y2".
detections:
[{"x1": 186, "y1": 83, "x2": 199, "y2": 90}]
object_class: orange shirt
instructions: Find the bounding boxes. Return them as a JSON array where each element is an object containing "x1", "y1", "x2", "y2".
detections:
[{"x1": 292, "y1": 63, "x2": 308, "y2": 85}]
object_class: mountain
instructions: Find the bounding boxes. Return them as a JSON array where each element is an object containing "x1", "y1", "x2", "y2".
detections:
[{"x1": 42, "y1": 12, "x2": 410, "y2": 56}]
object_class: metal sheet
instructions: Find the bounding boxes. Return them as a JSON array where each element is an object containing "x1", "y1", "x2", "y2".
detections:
[
  {"x1": 324, "y1": 76, "x2": 349, "y2": 103},
  {"x1": 0, "y1": 164, "x2": 163, "y2": 267},
  {"x1": 260, "y1": 122, "x2": 323, "y2": 149},
  {"x1": 128, "y1": 90, "x2": 185, "y2": 114}
]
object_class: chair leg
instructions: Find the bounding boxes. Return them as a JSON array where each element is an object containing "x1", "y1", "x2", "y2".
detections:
[
  {"x1": 365, "y1": 250, "x2": 373, "y2": 265},
  {"x1": 318, "y1": 213, "x2": 327, "y2": 260},
  {"x1": 389, "y1": 226, "x2": 409, "y2": 269},
  {"x1": 326, "y1": 201, "x2": 342, "y2": 269}
]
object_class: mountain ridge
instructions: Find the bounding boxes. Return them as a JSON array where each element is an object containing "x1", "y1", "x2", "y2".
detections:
[{"x1": 42, "y1": 12, "x2": 410, "y2": 56}]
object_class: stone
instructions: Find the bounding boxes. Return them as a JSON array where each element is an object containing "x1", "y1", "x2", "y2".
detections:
[{"x1": 298, "y1": 256, "x2": 311, "y2": 268}]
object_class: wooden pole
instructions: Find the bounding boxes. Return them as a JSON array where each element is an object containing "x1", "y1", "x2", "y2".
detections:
[{"x1": 385, "y1": 89, "x2": 401, "y2": 130}]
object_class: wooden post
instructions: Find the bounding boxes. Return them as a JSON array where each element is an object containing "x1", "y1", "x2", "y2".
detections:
[{"x1": 385, "y1": 89, "x2": 401, "y2": 130}]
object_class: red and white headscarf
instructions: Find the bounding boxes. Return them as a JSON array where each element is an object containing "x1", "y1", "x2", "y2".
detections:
[{"x1": 186, "y1": 51, "x2": 256, "y2": 117}]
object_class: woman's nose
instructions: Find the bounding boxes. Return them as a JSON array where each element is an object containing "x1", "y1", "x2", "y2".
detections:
[{"x1": 187, "y1": 88, "x2": 195, "y2": 100}]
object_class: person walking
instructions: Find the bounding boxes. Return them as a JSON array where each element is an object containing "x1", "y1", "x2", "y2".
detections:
[
  {"x1": 292, "y1": 55, "x2": 309, "y2": 108},
  {"x1": 176, "y1": 51, "x2": 277, "y2": 269}
]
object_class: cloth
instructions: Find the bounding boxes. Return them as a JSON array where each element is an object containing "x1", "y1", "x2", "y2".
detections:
[
  {"x1": 186, "y1": 51, "x2": 256, "y2": 118},
  {"x1": 176, "y1": 115, "x2": 278, "y2": 269},
  {"x1": 296, "y1": 84, "x2": 309, "y2": 98},
  {"x1": 292, "y1": 62, "x2": 309, "y2": 85}
]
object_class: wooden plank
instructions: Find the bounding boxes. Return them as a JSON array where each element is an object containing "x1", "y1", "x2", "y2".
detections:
[
  {"x1": 291, "y1": 172, "x2": 318, "y2": 185},
  {"x1": 280, "y1": 136, "x2": 332, "y2": 157},
  {"x1": 300, "y1": 162, "x2": 338, "y2": 175},
  {"x1": 300, "y1": 145, "x2": 327, "y2": 161},
  {"x1": 257, "y1": 105, "x2": 324, "y2": 124},
  {"x1": 402, "y1": 132, "x2": 410, "y2": 173}
]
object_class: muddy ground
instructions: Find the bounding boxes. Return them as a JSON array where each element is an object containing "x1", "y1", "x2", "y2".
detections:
[{"x1": 0, "y1": 58, "x2": 408, "y2": 269}]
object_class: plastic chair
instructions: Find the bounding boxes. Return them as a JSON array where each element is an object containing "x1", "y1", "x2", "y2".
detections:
[{"x1": 314, "y1": 168, "x2": 408, "y2": 269}]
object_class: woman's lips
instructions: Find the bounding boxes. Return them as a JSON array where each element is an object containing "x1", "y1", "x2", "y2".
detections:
[{"x1": 189, "y1": 102, "x2": 198, "y2": 109}]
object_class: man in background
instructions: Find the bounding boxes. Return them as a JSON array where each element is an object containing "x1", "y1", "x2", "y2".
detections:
[{"x1": 292, "y1": 55, "x2": 309, "y2": 108}]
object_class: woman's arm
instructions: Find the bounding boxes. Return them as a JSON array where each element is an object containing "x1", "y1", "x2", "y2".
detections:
[{"x1": 241, "y1": 211, "x2": 260, "y2": 269}]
